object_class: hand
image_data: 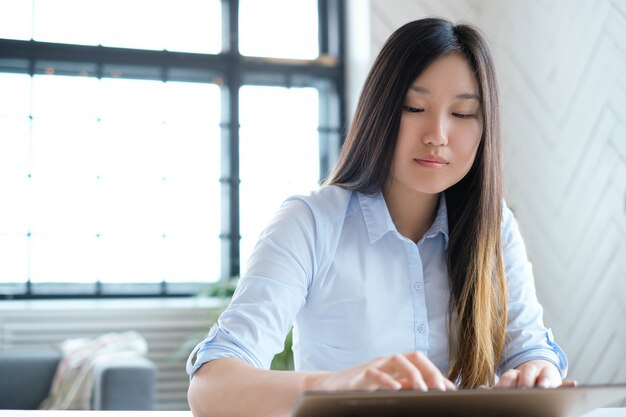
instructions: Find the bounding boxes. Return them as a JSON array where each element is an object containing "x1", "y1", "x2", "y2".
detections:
[
  {"x1": 307, "y1": 352, "x2": 457, "y2": 392},
  {"x1": 495, "y1": 360, "x2": 577, "y2": 388}
]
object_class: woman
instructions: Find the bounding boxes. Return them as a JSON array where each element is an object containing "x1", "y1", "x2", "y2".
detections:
[{"x1": 187, "y1": 18, "x2": 570, "y2": 417}]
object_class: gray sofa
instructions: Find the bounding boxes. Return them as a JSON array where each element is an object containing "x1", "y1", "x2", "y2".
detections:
[{"x1": 0, "y1": 349, "x2": 156, "y2": 410}]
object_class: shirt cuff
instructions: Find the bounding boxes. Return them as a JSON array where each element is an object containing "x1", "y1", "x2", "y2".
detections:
[
  {"x1": 499, "y1": 329, "x2": 569, "y2": 378},
  {"x1": 186, "y1": 324, "x2": 263, "y2": 379}
]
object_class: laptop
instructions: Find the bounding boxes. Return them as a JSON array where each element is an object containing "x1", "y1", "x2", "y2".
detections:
[{"x1": 291, "y1": 384, "x2": 626, "y2": 417}]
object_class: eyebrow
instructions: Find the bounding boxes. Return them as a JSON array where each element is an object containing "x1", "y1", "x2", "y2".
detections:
[{"x1": 409, "y1": 85, "x2": 481, "y2": 102}]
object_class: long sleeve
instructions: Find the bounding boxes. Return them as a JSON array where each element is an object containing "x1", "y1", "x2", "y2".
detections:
[
  {"x1": 187, "y1": 197, "x2": 318, "y2": 376},
  {"x1": 498, "y1": 202, "x2": 568, "y2": 377}
]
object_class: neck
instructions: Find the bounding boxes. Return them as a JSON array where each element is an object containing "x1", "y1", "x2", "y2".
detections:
[{"x1": 383, "y1": 182, "x2": 440, "y2": 243}]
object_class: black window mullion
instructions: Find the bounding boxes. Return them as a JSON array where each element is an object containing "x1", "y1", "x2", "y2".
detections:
[
  {"x1": 329, "y1": 0, "x2": 347, "y2": 146},
  {"x1": 227, "y1": 0, "x2": 241, "y2": 281},
  {"x1": 318, "y1": 0, "x2": 329, "y2": 56}
]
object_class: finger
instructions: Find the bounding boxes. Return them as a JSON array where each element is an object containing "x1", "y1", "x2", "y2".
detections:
[
  {"x1": 363, "y1": 367, "x2": 402, "y2": 391},
  {"x1": 380, "y1": 354, "x2": 427, "y2": 391},
  {"x1": 495, "y1": 369, "x2": 518, "y2": 388},
  {"x1": 404, "y1": 351, "x2": 449, "y2": 391},
  {"x1": 535, "y1": 365, "x2": 561, "y2": 388},
  {"x1": 517, "y1": 364, "x2": 539, "y2": 388},
  {"x1": 396, "y1": 377, "x2": 413, "y2": 390},
  {"x1": 559, "y1": 379, "x2": 577, "y2": 388},
  {"x1": 443, "y1": 378, "x2": 457, "y2": 391}
]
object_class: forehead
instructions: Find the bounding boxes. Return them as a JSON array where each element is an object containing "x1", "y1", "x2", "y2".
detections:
[{"x1": 408, "y1": 54, "x2": 479, "y2": 97}]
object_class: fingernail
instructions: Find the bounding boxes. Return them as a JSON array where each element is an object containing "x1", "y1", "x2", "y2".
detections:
[
  {"x1": 539, "y1": 379, "x2": 550, "y2": 388},
  {"x1": 394, "y1": 382, "x2": 402, "y2": 390}
]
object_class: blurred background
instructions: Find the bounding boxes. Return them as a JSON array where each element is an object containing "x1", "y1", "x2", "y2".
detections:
[{"x1": 0, "y1": 0, "x2": 624, "y2": 411}]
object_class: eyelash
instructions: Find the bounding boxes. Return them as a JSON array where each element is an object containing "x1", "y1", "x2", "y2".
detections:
[
  {"x1": 451, "y1": 113, "x2": 475, "y2": 119},
  {"x1": 402, "y1": 106, "x2": 475, "y2": 119},
  {"x1": 402, "y1": 106, "x2": 423, "y2": 113}
]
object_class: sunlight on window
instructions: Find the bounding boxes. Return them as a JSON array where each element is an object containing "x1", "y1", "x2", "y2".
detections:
[
  {"x1": 0, "y1": 0, "x2": 33, "y2": 40},
  {"x1": 31, "y1": 0, "x2": 221, "y2": 54},
  {"x1": 33, "y1": 0, "x2": 99, "y2": 46},
  {"x1": 0, "y1": 0, "x2": 337, "y2": 294},
  {"x1": 0, "y1": 74, "x2": 31, "y2": 282},
  {"x1": 0, "y1": 73, "x2": 222, "y2": 284},
  {"x1": 239, "y1": 0, "x2": 318, "y2": 59},
  {"x1": 239, "y1": 86, "x2": 319, "y2": 273}
]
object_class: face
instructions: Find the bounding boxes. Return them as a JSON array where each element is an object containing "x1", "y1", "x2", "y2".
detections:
[{"x1": 388, "y1": 53, "x2": 483, "y2": 196}]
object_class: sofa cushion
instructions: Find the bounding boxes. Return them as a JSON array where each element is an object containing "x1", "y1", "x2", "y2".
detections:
[
  {"x1": 0, "y1": 349, "x2": 62, "y2": 409},
  {"x1": 93, "y1": 357, "x2": 156, "y2": 410}
]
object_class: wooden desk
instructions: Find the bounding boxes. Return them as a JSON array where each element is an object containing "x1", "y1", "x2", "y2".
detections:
[{"x1": 1, "y1": 409, "x2": 625, "y2": 417}]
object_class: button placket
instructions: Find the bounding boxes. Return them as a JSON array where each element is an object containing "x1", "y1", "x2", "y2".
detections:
[{"x1": 405, "y1": 240, "x2": 429, "y2": 352}]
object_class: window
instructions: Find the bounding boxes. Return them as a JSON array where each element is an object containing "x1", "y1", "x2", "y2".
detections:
[
  {"x1": 1, "y1": 0, "x2": 222, "y2": 53},
  {"x1": 239, "y1": 86, "x2": 320, "y2": 273},
  {"x1": 239, "y1": 0, "x2": 318, "y2": 59},
  {"x1": 0, "y1": 0, "x2": 345, "y2": 298}
]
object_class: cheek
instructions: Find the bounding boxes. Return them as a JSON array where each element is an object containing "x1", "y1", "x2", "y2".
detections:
[
  {"x1": 395, "y1": 120, "x2": 414, "y2": 150},
  {"x1": 393, "y1": 127, "x2": 414, "y2": 162},
  {"x1": 453, "y1": 130, "x2": 482, "y2": 171},
  {"x1": 457, "y1": 124, "x2": 482, "y2": 153}
]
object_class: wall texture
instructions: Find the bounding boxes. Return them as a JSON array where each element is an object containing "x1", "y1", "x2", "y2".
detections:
[{"x1": 347, "y1": 0, "x2": 626, "y2": 384}]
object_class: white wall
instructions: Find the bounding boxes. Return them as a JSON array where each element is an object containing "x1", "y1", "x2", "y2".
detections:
[{"x1": 345, "y1": 0, "x2": 626, "y2": 384}]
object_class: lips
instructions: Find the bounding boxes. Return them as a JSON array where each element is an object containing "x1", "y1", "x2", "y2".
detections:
[{"x1": 414, "y1": 155, "x2": 449, "y2": 168}]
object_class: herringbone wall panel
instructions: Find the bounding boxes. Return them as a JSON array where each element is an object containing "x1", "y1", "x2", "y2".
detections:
[{"x1": 350, "y1": 0, "x2": 626, "y2": 384}]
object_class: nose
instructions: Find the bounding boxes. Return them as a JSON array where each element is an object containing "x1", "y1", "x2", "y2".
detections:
[{"x1": 422, "y1": 113, "x2": 448, "y2": 147}]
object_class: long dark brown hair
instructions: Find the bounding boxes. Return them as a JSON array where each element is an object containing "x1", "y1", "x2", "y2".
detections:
[{"x1": 326, "y1": 18, "x2": 507, "y2": 387}]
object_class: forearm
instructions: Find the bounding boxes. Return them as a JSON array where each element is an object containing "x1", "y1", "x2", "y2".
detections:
[{"x1": 188, "y1": 358, "x2": 326, "y2": 417}]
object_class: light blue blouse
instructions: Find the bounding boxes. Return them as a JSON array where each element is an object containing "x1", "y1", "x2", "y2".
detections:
[{"x1": 187, "y1": 185, "x2": 567, "y2": 381}]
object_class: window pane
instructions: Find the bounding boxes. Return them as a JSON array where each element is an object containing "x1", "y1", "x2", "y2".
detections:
[
  {"x1": 29, "y1": 75, "x2": 100, "y2": 283},
  {"x1": 32, "y1": 0, "x2": 221, "y2": 54},
  {"x1": 0, "y1": 73, "x2": 31, "y2": 116},
  {"x1": 239, "y1": 86, "x2": 319, "y2": 273},
  {"x1": 7, "y1": 74, "x2": 222, "y2": 284},
  {"x1": 239, "y1": 0, "x2": 318, "y2": 59},
  {"x1": 0, "y1": 0, "x2": 33, "y2": 40},
  {"x1": 33, "y1": 0, "x2": 101, "y2": 46},
  {"x1": 0, "y1": 74, "x2": 31, "y2": 283},
  {"x1": 161, "y1": 0, "x2": 222, "y2": 54}
]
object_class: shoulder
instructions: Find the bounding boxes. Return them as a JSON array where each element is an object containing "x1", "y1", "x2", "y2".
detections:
[
  {"x1": 501, "y1": 199, "x2": 515, "y2": 227},
  {"x1": 256, "y1": 186, "x2": 355, "y2": 282},
  {"x1": 260, "y1": 185, "x2": 354, "y2": 243},
  {"x1": 285, "y1": 185, "x2": 354, "y2": 224},
  {"x1": 500, "y1": 198, "x2": 528, "y2": 258}
]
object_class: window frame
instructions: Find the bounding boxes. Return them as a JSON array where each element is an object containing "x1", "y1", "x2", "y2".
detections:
[{"x1": 0, "y1": 0, "x2": 346, "y2": 299}]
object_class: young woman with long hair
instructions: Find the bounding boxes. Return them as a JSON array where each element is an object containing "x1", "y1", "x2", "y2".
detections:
[{"x1": 187, "y1": 18, "x2": 571, "y2": 417}]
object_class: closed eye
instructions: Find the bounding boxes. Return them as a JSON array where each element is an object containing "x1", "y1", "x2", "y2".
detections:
[
  {"x1": 403, "y1": 106, "x2": 424, "y2": 113},
  {"x1": 452, "y1": 113, "x2": 476, "y2": 119}
]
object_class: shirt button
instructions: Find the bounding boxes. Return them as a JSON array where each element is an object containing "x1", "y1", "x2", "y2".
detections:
[
  {"x1": 414, "y1": 282, "x2": 422, "y2": 291},
  {"x1": 417, "y1": 324, "x2": 426, "y2": 334}
]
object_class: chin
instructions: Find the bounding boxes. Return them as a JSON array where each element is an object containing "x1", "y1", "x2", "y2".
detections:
[
  {"x1": 414, "y1": 179, "x2": 455, "y2": 194},
  {"x1": 388, "y1": 175, "x2": 454, "y2": 195},
  {"x1": 410, "y1": 185, "x2": 448, "y2": 195}
]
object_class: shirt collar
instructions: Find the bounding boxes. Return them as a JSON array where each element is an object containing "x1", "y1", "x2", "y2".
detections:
[
  {"x1": 358, "y1": 191, "x2": 449, "y2": 248},
  {"x1": 421, "y1": 193, "x2": 449, "y2": 248}
]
